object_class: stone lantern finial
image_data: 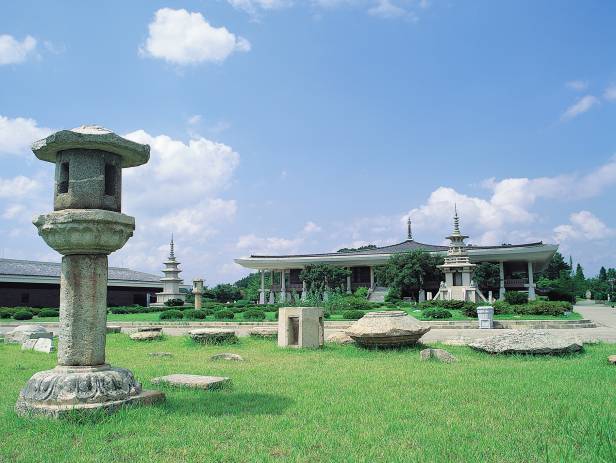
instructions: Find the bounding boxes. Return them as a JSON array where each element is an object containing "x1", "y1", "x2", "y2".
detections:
[
  {"x1": 169, "y1": 233, "x2": 175, "y2": 259},
  {"x1": 452, "y1": 204, "x2": 461, "y2": 236}
]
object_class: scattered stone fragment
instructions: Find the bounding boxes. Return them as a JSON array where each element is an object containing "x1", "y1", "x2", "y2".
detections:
[
  {"x1": 608, "y1": 355, "x2": 616, "y2": 365},
  {"x1": 137, "y1": 326, "x2": 163, "y2": 332},
  {"x1": 107, "y1": 326, "x2": 121, "y2": 334},
  {"x1": 326, "y1": 332, "x2": 355, "y2": 345},
  {"x1": 21, "y1": 338, "x2": 55, "y2": 353},
  {"x1": 210, "y1": 353, "x2": 244, "y2": 361},
  {"x1": 346, "y1": 311, "x2": 430, "y2": 348},
  {"x1": 151, "y1": 374, "x2": 230, "y2": 390},
  {"x1": 469, "y1": 330, "x2": 583, "y2": 355},
  {"x1": 190, "y1": 329, "x2": 238, "y2": 345},
  {"x1": 130, "y1": 331, "x2": 163, "y2": 341},
  {"x1": 420, "y1": 348, "x2": 457, "y2": 363},
  {"x1": 148, "y1": 352, "x2": 173, "y2": 358},
  {"x1": 443, "y1": 338, "x2": 470, "y2": 346},
  {"x1": 5, "y1": 325, "x2": 53, "y2": 344},
  {"x1": 248, "y1": 327, "x2": 277, "y2": 338}
]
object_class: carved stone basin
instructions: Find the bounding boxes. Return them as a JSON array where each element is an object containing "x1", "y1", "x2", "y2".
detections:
[{"x1": 346, "y1": 311, "x2": 430, "y2": 348}]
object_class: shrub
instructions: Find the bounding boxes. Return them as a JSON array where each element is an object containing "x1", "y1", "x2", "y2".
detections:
[
  {"x1": 164, "y1": 298, "x2": 185, "y2": 307},
  {"x1": 491, "y1": 301, "x2": 512, "y2": 315},
  {"x1": 214, "y1": 309, "x2": 235, "y2": 320},
  {"x1": 183, "y1": 309, "x2": 207, "y2": 320},
  {"x1": 0, "y1": 308, "x2": 15, "y2": 319},
  {"x1": 504, "y1": 291, "x2": 528, "y2": 305},
  {"x1": 354, "y1": 287, "x2": 369, "y2": 299},
  {"x1": 343, "y1": 309, "x2": 365, "y2": 320},
  {"x1": 462, "y1": 304, "x2": 478, "y2": 317},
  {"x1": 38, "y1": 308, "x2": 59, "y2": 318},
  {"x1": 233, "y1": 300, "x2": 251, "y2": 308},
  {"x1": 13, "y1": 310, "x2": 33, "y2": 320},
  {"x1": 513, "y1": 301, "x2": 570, "y2": 316},
  {"x1": 440, "y1": 299, "x2": 466, "y2": 310},
  {"x1": 243, "y1": 309, "x2": 266, "y2": 320},
  {"x1": 159, "y1": 309, "x2": 184, "y2": 320},
  {"x1": 423, "y1": 308, "x2": 452, "y2": 319},
  {"x1": 385, "y1": 287, "x2": 402, "y2": 304}
]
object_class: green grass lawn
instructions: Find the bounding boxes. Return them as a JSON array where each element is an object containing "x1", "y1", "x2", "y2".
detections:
[{"x1": 1, "y1": 335, "x2": 614, "y2": 462}]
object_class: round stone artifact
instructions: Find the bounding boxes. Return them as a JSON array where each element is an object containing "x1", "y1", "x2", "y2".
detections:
[
  {"x1": 469, "y1": 330, "x2": 583, "y2": 355},
  {"x1": 345, "y1": 311, "x2": 430, "y2": 348}
]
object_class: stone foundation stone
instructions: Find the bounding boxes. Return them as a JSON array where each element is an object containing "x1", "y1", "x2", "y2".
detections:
[
  {"x1": 346, "y1": 311, "x2": 430, "y2": 348},
  {"x1": 151, "y1": 374, "x2": 231, "y2": 390},
  {"x1": 5, "y1": 325, "x2": 53, "y2": 344}
]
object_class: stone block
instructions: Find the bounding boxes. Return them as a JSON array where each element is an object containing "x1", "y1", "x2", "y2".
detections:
[
  {"x1": 5, "y1": 325, "x2": 53, "y2": 344},
  {"x1": 130, "y1": 331, "x2": 162, "y2": 341},
  {"x1": 326, "y1": 332, "x2": 354, "y2": 345},
  {"x1": 608, "y1": 355, "x2": 616, "y2": 365},
  {"x1": 345, "y1": 311, "x2": 430, "y2": 348},
  {"x1": 33, "y1": 338, "x2": 54, "y2": 353},
  {"x1": 469, "y1": 330, "x2": 583, "y2": 355},
  {"x1": 107, "y1": 326, "x2": 122, "y2": 334},
  {"x1": 419, "y1": 348, "x2": 457, "y2": 363},
  {"x1": 151, "y1": 374, "x2": 230, "y2": 390},
  {"x1": 278, "y1": 307, "x2": 324, "y2": 349},
  {"x1": 248, "y1": 327, "x2": 277, "y2": 338}
]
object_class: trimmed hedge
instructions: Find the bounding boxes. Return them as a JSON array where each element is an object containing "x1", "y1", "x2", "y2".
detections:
[
  {"x1": 38, "y1": 309, "x2": 59, "y2": 318},
  {"x1": 242, "y1": 309, "x2": 266, "y2": 321},
  {"x1": 14, "y1": 310, "x2": 33, "y2": 320},
  {"x1": 343, "y1": 310, "x2": 366, "y2": 320},
  {"x1": 423, "y1": 308, "x2": 452, "y2": 319},
  {"x1": 159, "y1": 310, "x2": 184, "y2": 320},
  {"x1": 215, "y1": 309, "x2": 235, "y2": 320},
  {"x1": 183, "y1": 309, "x2": 207, "y2": 320},
  {"x1": 504, "y1": 291, "x2": 528, "y2": 305}
]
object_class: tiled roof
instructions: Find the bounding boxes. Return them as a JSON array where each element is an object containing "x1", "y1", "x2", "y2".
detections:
[
  {"x1": 251, "y1": 239, "x2": 547, "y2": 258},
  {"x1": 0, "y1": 258, "x2": 160, "y2": 282}
]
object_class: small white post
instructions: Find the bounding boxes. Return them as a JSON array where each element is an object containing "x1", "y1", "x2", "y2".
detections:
[
  {"x1": 280, "y1": 269, "x2": 286, "y2": 302},
  {"x1": 499, "y1": 261, "x2": 506, "y2": 300},
  {"x1": 259, "y1": 270, "x2": 265, "y2": 305},
  {"x1": 346, "y1": 268, "x2": 352, "y2": 294},
  {"x1": 370, "y1": 266, "x2": 375, "y2": 289},
  {"x1": 527, "y1": 261, "x2": 536, "y2": 301}
]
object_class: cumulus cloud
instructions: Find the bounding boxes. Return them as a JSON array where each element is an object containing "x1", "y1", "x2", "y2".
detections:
[
  {"x1": 554, "y1": 211, "x2": 613, "y2": 242},
  {"x1": 565, "y1": 80, "x2": 588, "y2": 91},
  {"x1": 0, "y1": 115, "x2": 53, "y2": 155},
  {"x1": 604, "y1": 85, "x2": 616, "y2": 102},
  {"x1": 368, "y1": 0, "x2": 413, "y2": 19},
  {"x1": 227, "y1": 0, "x2": 292, "y2": 18},
  {"x1": 0, "y1": 175, "x2": 41, "y2": 198},
  {"x1": 303, "y1": 221, "x2": 322, "y2": 234},
  {"x1": 560, "y1": 95, "x2": 599, "y2": 121},
  {"x1": 141, "y1": 8, "x2": 250, "y2": 65},
  {"x1": 236, "y1": 233, "x2": 304, "y2": 255},
  {"x1": 0, "y1": 34, "x2": 36, "y2": 65}
]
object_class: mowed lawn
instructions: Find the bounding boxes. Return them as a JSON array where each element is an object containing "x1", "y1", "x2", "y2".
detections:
[{"x1": 0, "y1": 335, "x2": 614, "y2": 463}]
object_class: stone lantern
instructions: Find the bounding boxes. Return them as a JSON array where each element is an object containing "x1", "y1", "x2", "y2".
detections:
[
  {"x1": 193, "y1": 279, "x2": 204, "y2": 310},
  {"x1": 16, "y1": 125, "x2": 165, "y2": 417}
]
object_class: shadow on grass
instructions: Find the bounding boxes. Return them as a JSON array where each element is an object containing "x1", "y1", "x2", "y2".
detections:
[{"x1": 167, "y1": 392, "x2": 293, "y2": 417}]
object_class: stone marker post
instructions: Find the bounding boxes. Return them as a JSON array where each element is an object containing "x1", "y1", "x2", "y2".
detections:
[
  {"x1": 16, "y1": 126, "x2": 165, "y2": 418},
  {"x1": 193, "y1": 278, "x2": 204, "y2": 310}
]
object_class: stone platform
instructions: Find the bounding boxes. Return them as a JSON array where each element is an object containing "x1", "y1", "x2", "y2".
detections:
[{"x1": 151, "y1": 374, "x2": 231, "y2": 390}]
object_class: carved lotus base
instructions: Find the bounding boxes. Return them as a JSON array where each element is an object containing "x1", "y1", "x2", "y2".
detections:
[{"x1": 15, "y1": 364, "x2": 164, "y2": 418}]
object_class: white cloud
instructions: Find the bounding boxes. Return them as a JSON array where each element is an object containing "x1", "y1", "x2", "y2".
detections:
[
  {"x1": 155, "y1": 199, "x2": 237, "y2": 236},
  {"x1": 227, "y1": 0, "x2": 292, "y2": 17},
  {"x1": 236, "y1": 233, "x2": 304, "y2": 255},
  {"x1": 565, "y1": 80, "x2": 588, "y2": 91},
  {"x1": 368, "y1": 0, "x2": 412, "y2": 19},
  {"x1": 2, "y1": 204, "x2": 26, "y2": 219},
  {"x1": 141, "y1": 8, "x2": 250, "y2": 65},
  {"x1": 560, "y1": 95, "x2": 599, "y2": 121},
  {"x1": 554, "y1": 211, "x2": 613, "y2": 242},
  {"x1": 187, "y1": 114, "x2": 202, "y2": 125},
  {"x1": 0, "y1": 175, "x2": 40, "y2": 198},
  {"x1": 604, "y1": 85, "x2": 616, "y2": 102},
  {"x1": 0, "y1": 115, "x2": 53, "y2": 155},
  {"x1": 0, "y1": 34, "x2": 36, "y2": 65},
  {"x1": 303, "y1": 221, "x2": 322, "y2": 234}
]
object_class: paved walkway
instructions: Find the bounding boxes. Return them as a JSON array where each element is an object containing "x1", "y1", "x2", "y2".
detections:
[{"x1": 2, "y1": 304, "x2": 616, "y2": 344}]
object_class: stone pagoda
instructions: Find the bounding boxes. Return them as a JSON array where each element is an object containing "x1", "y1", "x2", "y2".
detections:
[
  {"x1": 16, "y1": 125, "x2": 165, "y2": 417},
  {"x1": 150, "y1": 235, "x2": 185, "y2": 308},
  {"x1": 434, "y1": 206, "x2": 487, "y2": 303}
]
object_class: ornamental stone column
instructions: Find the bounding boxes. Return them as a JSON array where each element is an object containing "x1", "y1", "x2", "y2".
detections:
[
  {"x1": 16, "y1": 126, "x2": 165, "y2": 418},
  {"x1": 193, "y1": 278, "x2": 204, "y2": 310}
]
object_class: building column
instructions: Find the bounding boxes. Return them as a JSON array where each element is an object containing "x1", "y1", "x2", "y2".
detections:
[
  {"x1": 301, "y1": 280, "x2": 307, "y2": 301},
  {"x1": 370, "y1": 266, "x2": 375, "y2": 289},
  {"x1": 268, "y1": 270, "x2": 275, "y2": 304},
  {"x1": 499, "y1": 261, "x2": 506, "y2": 300},
  {"x1": 280, "y1": 269, "x2": 286, "y2": 302},
  {"x1": 346, "y1": 268, "x2": 352, "y2": 294},
  {"x1": 259, "y1": 270, "x2": 265, "y2": 305},
  {"x1": 527, "y1": 261, "x2": 536, "y2": 301}
]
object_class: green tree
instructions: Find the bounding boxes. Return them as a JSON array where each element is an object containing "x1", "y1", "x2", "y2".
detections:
[
  {"x1": 473, "y1": 262, "x2": 500, "y2": 291},
  {"x1": 234, "y1": 272, "x2": 271, "y2": 302},
  {"x1": 376, "y1": 250, "x2": 443, "y2": 298},
  {"x1": 300, "y1": 264, "x2": 351, "y2": 296},
  {"x1": 573, "y1": 263, "x2": 587, "y2": 297},
  {"x1": 211, "y1": 284, "x2": 243, "y2": 303},
  {"x1": 598, "y1": 266, "x2": 608, "y2": 281},
  {"x1": 543, "y1": 252, "x2": 571, "y2": 280},
  {"x1": 337, "y1": 245, "x2": 378, "y2": 253},
  {"x1": 537, "y1": 270, "x2": 575, "y2": 302}
]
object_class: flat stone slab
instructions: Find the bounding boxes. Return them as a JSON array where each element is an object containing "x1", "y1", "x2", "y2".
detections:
[
  {"x1": 190, "y1": 329, "x2": 238, "y2": 344},
  {"x1": 420, "y1": 348, "x2": 457, "y2": 363},
  {"x1": 5, "y1": 325, "x2": 53, "y2": 344},
  {"x1": 130, "y1": 331, "x2": 162, "y2": 341},
  {"x1": 107, "y1": 326, "x2": 122, "y2": 334},
  {"x1": 469, "y1": 330, "x2": 583, "y2": 355},
  {"x1": 210, "y1": 353, "x2": 244, "y2": 361},
  {"x1": 151, "y1": 374, "x2": 230, "y2": 390},
  {"x1": 608, "y1": 355, "x2": 616, "y2": 364},
  {"x1": 326, "y1": 332, "x2": 355, "y2": 345},
  {"x1": 148, "y1": 352, "x2": 173, "y2": 358},
  {"x1": 248, "y1": 327, "x2": 277, "y2": 338},
  {"x1": 137, "y1": 326, "x2": 163, "y2": 332}
]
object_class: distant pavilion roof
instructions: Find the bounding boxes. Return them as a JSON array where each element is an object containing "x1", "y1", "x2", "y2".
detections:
[{"x1": 0, "y1": 258, "x2": 162, "y2": 288}]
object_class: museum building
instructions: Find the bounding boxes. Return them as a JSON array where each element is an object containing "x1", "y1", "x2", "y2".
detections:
[
  {"x1": 0, "y1": 258, "x2": 163, "y2": 308},
  {"x1": 235, "y1": 213, "x2": 558, "y2": 303}
]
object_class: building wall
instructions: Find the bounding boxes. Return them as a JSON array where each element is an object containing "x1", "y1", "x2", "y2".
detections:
[{"x1": 0, "y1": 282, "x2": 160, "y2": 308}]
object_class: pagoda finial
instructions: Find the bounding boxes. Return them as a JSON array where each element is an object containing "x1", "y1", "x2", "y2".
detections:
[
  {"x1": 169, "y1": 233, "x2": 175, "y2": 259},
  {"x1": 407, "y1": 216, "x2": 413, "y2": 240},
  {"x1": 452, "y1": 204, "x2": 461, "y2": 236}
]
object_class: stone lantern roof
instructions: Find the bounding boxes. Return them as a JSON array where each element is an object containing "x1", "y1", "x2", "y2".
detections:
[{"x1": 32, "y1": 125, "x2": 150, "y2": 168}]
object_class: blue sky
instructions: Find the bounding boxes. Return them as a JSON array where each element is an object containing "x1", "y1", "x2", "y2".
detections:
[{"x1": 1, "y1": 0, "x2": 615, "y2": 284}]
